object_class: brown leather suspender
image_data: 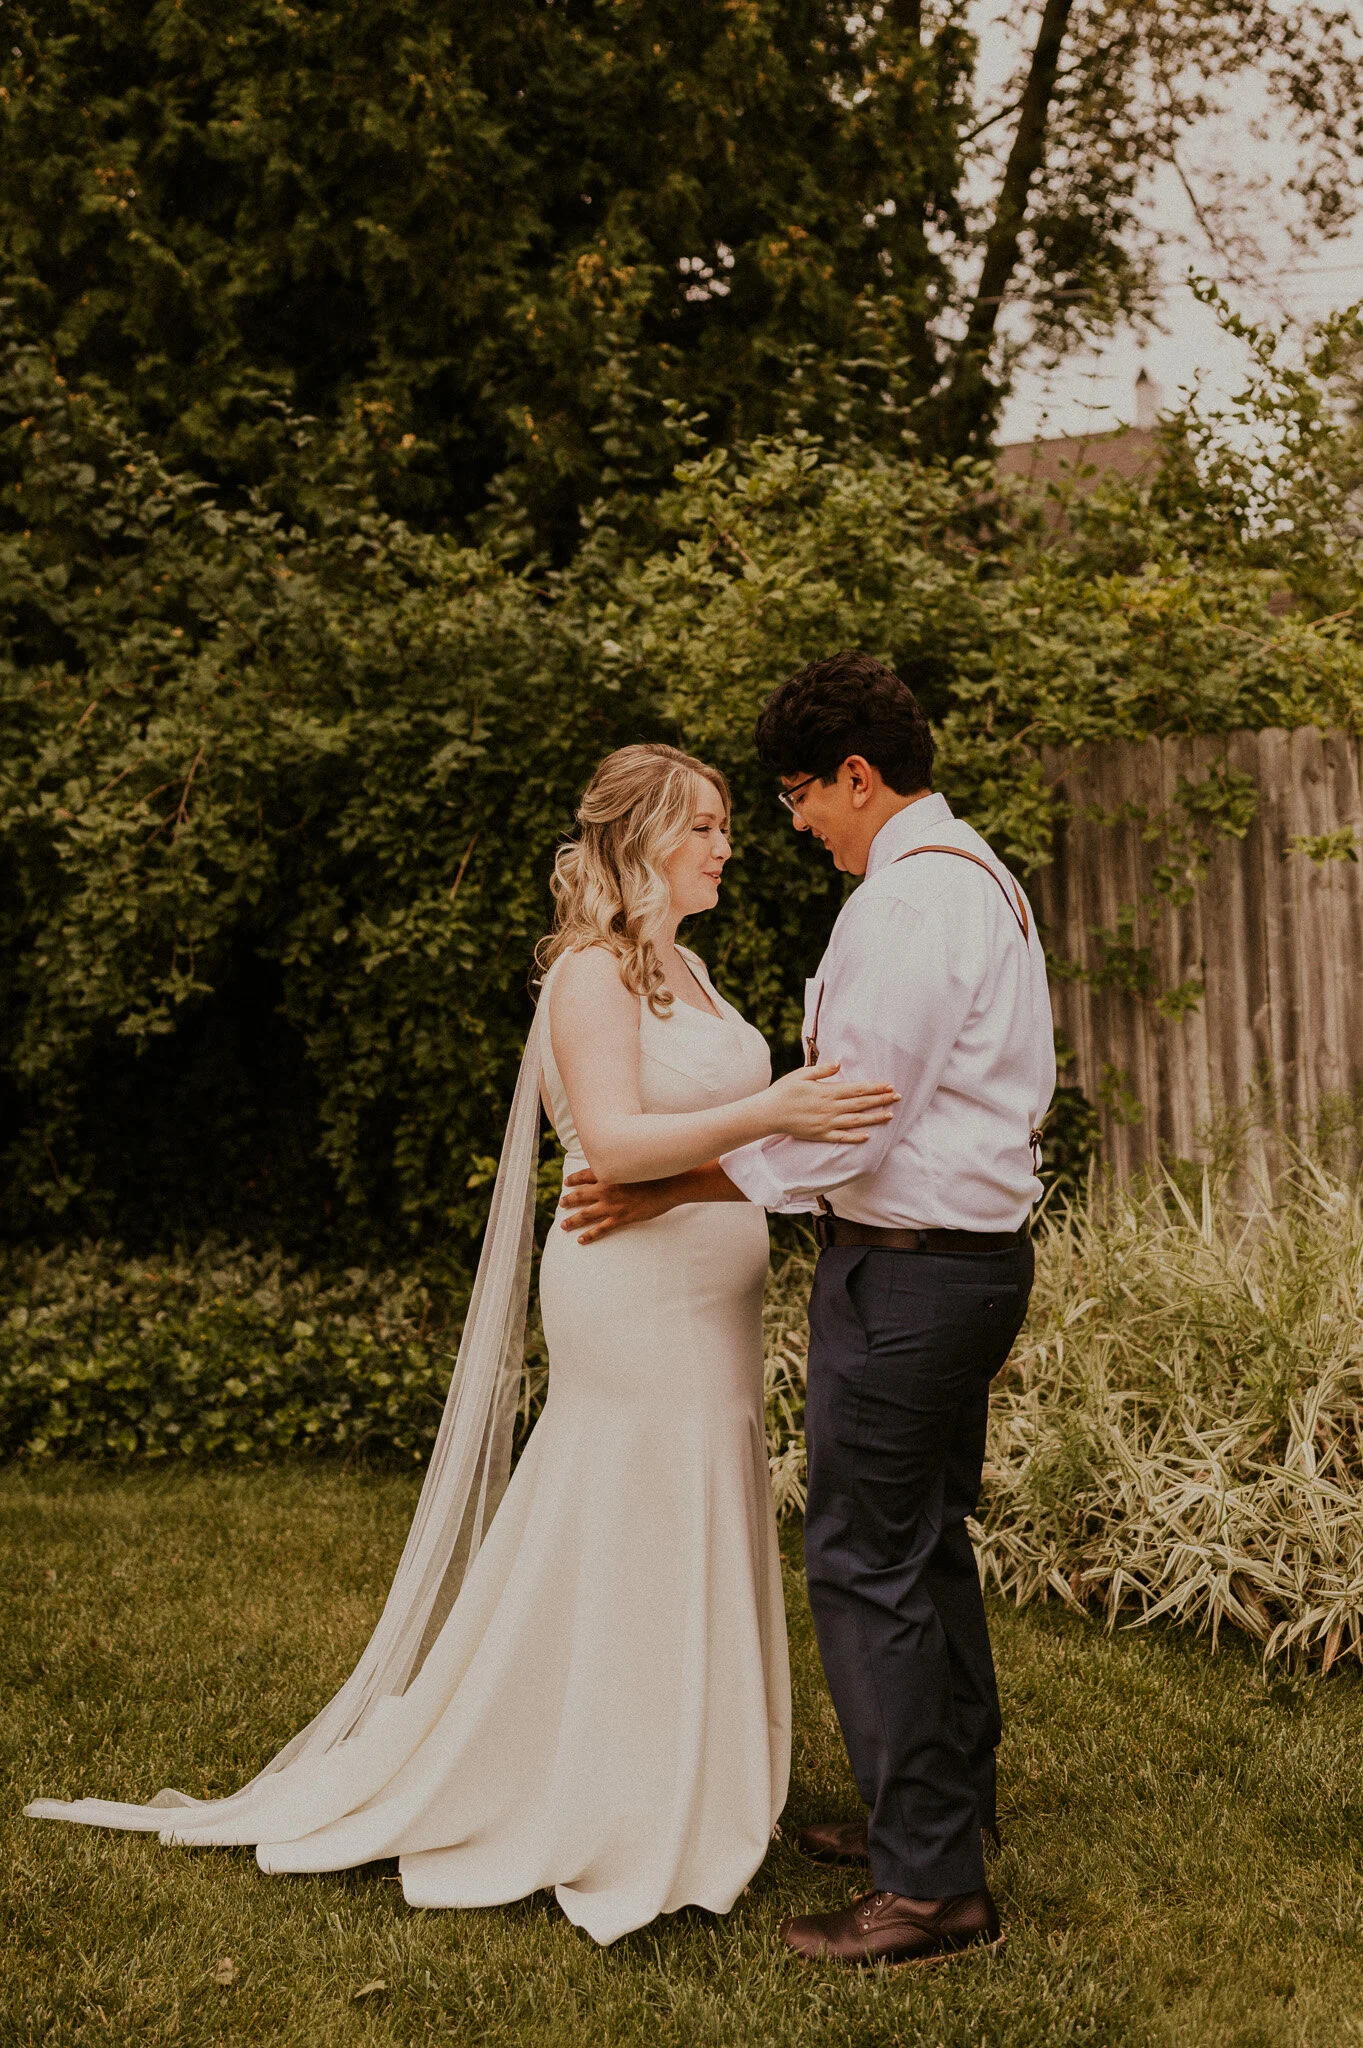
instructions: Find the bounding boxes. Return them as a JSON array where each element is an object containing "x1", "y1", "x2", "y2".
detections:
[
  {"x1": 892, "y1": 845, "x2": 1030, "y2": 941},
  {"x1": 894, "y1": 844, "x2": 1042, "y2": 1172},
  {"x1": 805, "y1": 982, "x2": 825, "y2": 1066}
]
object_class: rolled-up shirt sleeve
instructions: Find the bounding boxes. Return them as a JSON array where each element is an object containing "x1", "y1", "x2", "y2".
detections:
[{"x1": 720, "y1": 891, "x2": 978, "y2": 1215}]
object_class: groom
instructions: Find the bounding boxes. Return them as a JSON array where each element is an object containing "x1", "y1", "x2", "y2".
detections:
[{"x1": 560, "y1": 651, "x2": 1055, "y2": 1965}]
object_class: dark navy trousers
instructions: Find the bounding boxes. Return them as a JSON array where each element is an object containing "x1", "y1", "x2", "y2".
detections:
[{"x1": 803, "y1": 1239, "x2": 1034, "y2": 1900}]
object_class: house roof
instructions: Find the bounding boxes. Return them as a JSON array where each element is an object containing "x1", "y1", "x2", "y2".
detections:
[{"x1": 996, "y1": 424, "x2": 1160, "y2": 491}]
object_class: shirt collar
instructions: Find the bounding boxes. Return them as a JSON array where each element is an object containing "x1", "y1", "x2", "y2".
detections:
[{"x1": 865, "y1": 791, "x2": 955, "y2": 878}]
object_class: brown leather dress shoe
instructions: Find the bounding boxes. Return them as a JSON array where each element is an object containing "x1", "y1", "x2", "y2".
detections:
[
  {"x1": 796, "y1": 1818, "x2": 1001, "y2": 1865},
  {"x1": 796, "y1": 1818, "x2": 871, "y2": 1864},
  {"x1": 781, "y1": 1887, "x2": 1003, "y2": 1966}
]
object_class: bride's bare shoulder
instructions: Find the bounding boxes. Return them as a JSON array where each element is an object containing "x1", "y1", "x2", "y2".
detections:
[{"x1": 549, "y1": 946, "x2": 638, "y2": 1024}]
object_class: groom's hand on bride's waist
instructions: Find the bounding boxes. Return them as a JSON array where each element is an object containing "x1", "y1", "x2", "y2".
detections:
[
  {"x1": 558, "y1": 1170, "x2": 678, "y2": 1242},
  {"x1": 559, "y1": 1163, "x2": 745, "y2": 1243}
]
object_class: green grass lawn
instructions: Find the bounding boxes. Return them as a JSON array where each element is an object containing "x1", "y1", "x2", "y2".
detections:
[{"x1": 5, "y1": 1468, "x2": 1363, "y2": 2048}]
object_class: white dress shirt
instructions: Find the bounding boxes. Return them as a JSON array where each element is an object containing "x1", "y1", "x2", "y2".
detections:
[{"x1": 720, "y1": 793, "x2": 1056, "y2": 1231}]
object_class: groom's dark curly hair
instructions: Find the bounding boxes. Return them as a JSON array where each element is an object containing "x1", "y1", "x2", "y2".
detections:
[{"x1": 754, "y1": 650, "x2": 934, "y2": 795}]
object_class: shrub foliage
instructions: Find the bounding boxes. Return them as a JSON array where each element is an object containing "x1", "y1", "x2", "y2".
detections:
[
  {"x1": 1, "y1": 1242, "x2": 447, "y2": 1462},
  {"x1": 5, "y1": 327, "x2": 1363, "y2": 1255},
  {"x1": 0, "y1": 1239, "x2": 523, "y2": 1463}
]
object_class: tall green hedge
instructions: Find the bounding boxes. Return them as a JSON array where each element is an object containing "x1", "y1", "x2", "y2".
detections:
[{"x1": 3, "y1": 329, "x2": 1362, "y2": 1260}]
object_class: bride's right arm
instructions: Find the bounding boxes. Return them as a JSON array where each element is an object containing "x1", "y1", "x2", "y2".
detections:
[{"x1": 549, "y1": 949, "x2": 897, "y2": 1185}]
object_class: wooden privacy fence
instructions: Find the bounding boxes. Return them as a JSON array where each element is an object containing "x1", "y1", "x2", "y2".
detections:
[{"x1": 1034, "y1": 729, "x2": 1363, "y2": 1179}]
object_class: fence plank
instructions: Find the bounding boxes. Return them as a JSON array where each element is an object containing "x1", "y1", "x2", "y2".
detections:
[{"x1": 1037, "y1": 730, "x2": 1363, "y2": 1174}]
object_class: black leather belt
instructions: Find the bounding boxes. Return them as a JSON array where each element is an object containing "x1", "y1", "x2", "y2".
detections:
[{"x1": 813, "y1": 1215, "x2": 1028, "y2": 1253}]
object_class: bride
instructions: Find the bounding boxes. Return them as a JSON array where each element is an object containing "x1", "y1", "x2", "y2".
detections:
[{"x1": 27, "y1": 742, "x2": 897, "y2": 1946}]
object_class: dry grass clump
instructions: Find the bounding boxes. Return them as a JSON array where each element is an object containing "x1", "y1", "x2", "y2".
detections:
[{"x1": 761, "y1": 1162, "x2": 1363, "y2": 1670}]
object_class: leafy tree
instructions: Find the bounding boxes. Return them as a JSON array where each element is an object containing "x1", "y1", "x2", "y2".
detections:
[
  {"x1": 5, "y1": 2, "x2": 1361, "y2": 547},
  {"x1": 2, "y1": 0, "x2": 966, "y2": 543},
  {"x1": 936, "y1": 1, "x2": 1363, "y2": 447}
]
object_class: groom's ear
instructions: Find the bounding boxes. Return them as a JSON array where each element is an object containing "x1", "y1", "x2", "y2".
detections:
[{"x1": 842, "y1": 755, "x2": 879, "y2": 809}]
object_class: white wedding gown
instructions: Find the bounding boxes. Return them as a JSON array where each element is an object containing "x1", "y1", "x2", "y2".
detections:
[{"x1": 27, "y1": 952, "x2": 791, "y2": 1946}]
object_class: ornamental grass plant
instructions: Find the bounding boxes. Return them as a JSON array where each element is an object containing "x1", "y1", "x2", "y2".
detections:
[{"x1": 981, "y1": 1155, "x2": 1363, "y2": 1672}]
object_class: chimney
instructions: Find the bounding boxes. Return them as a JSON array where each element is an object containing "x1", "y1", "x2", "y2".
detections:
[{"x1": 1134, "y1": 366, "x2": 1162, "y2": 432}]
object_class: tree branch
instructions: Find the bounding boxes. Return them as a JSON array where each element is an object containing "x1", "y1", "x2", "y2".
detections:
[
  {"x1": 959, "y1": 96, "x2": 1025, "y2": 149},
  {"x1": 173, "y1": 748, "x2": 206, "y2": 830},
  {"x1": 935, "y1": 0, "x2": 1075, "y2": 450},
  {"x1": 963, "y1": 0, "x2": 1075, "y2": 358},
  {"x1": 1165, "y1": 147, "x2": 1253, "y2": 286}
]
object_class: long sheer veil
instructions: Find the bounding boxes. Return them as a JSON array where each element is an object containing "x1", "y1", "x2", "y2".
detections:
[
  {"x1": 27, "y1": 988, "x2": 550, "y2": 1829},
  {"x1": 262, "y1": 992, "x2": 550, "y2": 1762}
]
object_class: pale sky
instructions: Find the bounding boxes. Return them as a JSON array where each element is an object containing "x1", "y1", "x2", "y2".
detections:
[
  {"x1": 997, "y1": 208, "x2": 1363, "y2": 447},
  {"x1": 973, "y1": 13, "x2": 1363, "y2": 446}
]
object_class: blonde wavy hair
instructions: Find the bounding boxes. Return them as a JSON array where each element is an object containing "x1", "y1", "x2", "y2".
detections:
[{"x1": 537, "y1": 744, "x2": 731, "y2": 1016}]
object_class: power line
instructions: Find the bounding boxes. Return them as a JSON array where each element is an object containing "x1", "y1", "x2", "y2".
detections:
[
  {"x1": 968, "y1": 259, "x2": 1363, "y2": 309},
  {"x1": 1261, "y1": 261, "x2": 1363, "y2": 278}
]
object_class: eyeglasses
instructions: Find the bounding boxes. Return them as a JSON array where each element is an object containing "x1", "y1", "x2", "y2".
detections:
[{"x1": 777, "y1": 772, "x2": 822, "y2": 815}]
